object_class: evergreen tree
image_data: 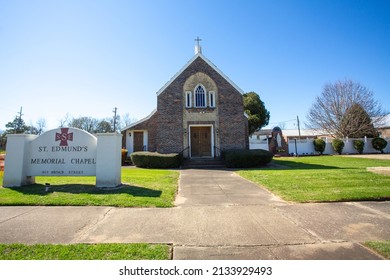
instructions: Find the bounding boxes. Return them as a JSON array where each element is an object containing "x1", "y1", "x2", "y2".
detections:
[
  {"x1": 243, "y1": 92, "x2": 270, "y2": 135},
  {"x1": 5, "y1": 116, "x2": 30, "y2": 134},
  {"x1": 339, "y1": 103, "x2": 377, "y2": 137}
]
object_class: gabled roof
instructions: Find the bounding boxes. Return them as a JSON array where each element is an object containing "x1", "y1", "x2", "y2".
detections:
[
  {"x1": 121, "y1": 108, "x2": 157, "y2": 132},
  {"x1": 156, "y1": 52, "x2": 244, "y2": 96}
]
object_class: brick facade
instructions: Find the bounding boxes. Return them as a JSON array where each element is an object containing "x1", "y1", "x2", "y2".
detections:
[{"x1": 122, "y1": 53, "x2": 248, "y2": 157}]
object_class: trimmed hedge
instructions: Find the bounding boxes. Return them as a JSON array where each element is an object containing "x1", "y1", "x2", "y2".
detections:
[
  {"x1": 224, "y1": 149, "x2": 273, "y2": 168},
  {"x1": 372, "y1": 137, "x2": 387, "y2": 154},
  {"x1": 313, "y1": 139, "x2": 326, "y2": 155},
  {"x1": 130, "y1": 152, "x2": 181, "y2": 168},
  {"x1": 353, "y1": 139, "x2": 365, "y2": 154},
  {"x1": 332, "y1": 139, "x2": 345, "y2": 155}
]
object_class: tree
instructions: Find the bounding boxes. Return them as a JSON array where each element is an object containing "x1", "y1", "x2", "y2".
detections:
[
  {"x1": 120, "y1": 113, "x2": 137, "y2": 130},
  {"x1": 243, "y1": 92, "x2": 270, "y2": 135},
  {"x1": 1, "y1": 116, "x2": 42, "y2": 147},
  {"x1": 59, "y1": 113, "x2": 136, "y2": 133},
  {"x1": 306, "y1": 79, "x2": 387, "y2": 138},
  {"x1": 58, "y1": 113, "x2": 71, "y2": 127},
  {"x1": 96, "y1": 119, "x2": 113, "y2": 133},
  {"x1": 35, "y1": 118, "x2": 47, "y2": 135},
  {"x1": 339, "y1": 103, "x2": 376, "y2": 138},
  {"x1": 67, "y1": 116, "x2": 99, "y2": 133},
  {"x1": 5, "y1": 116, "x2": 30, "y2": 134}
]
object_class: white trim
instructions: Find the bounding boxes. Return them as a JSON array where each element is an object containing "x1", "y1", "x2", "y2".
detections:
[
  {"x1": 156, "y1": 53, "x2": 245, "y2": 96},
  {"x1": 125, "y1": 130, "x2": 148, "y2": 153},
  {"x1": 188, "y1": 124, "x2": 214, "y2": 158}
]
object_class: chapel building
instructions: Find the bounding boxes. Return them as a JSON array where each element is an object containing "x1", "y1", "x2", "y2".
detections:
[{"x1": 122, "y1": 42, "x2": 249, "y2": 158}]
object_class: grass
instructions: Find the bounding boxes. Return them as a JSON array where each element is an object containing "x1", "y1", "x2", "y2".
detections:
[
  {"x1": 0, "y1": 243, "x2": 170, "y2": 260},
  {"x1": 0, "y1": 168, "x2": 178, "y2": 207},
  {"x1": 237, "y1": 156, "x2": 390, "y2": 203},
  {"x1": 364, "y1": 241, "x2": 390, "y2": 259}
]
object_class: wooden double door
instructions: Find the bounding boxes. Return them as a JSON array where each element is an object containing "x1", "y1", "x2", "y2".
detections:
[{"x1": 190, "y1": 126, "x2": 212, "y2": 157}]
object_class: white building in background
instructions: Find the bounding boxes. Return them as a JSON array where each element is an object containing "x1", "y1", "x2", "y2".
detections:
[{"x1": 251, "y1": 124, "x2": 390, "y2": 155}]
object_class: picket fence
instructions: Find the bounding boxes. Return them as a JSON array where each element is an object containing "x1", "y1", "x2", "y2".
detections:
[{"x1": 249, "y1": 137, "x2": 269, "y2": 151}]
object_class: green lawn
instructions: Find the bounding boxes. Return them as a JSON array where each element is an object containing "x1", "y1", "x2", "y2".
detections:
[
  {"x1": 238, "y1": 156, "x2": 390, "y2": 203},
  {"x1": 0, "y1": 168, "x2": 178, "y2": 207},
  {"x1": 364, "y1": 240, "x2": 390, "y2": 259},
  {"x1": 0, "y1": 243, "x2": 170, "y2": 260}
]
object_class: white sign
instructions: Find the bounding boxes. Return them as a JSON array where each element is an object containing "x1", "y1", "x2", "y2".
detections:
[
  {"x1": 28, "y1": 128, "x2": 97, "y2": 176},
  {"x1": 3, "y1": 128, "x2": 122, "y2": 188}
]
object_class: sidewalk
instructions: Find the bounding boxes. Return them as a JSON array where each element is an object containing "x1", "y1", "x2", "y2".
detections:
[{"x1": 0, "y1": 169, "x2": 389, "y2": 259}]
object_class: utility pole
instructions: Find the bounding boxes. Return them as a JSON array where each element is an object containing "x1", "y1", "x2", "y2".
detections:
[
  {"x1": 297, "y1": 115, "x2": 301, "y2": 140},
  {"x1": 113, "y1": 107, "x2": 118, "y2": 132},
  {"x1": 16, "y1": 106, "x2": 24, "y2": 134}
]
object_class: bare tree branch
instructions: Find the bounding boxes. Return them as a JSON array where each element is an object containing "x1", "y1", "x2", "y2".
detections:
[{"x1": 306, "y1": 79, "x2": 387, "y2": 137}]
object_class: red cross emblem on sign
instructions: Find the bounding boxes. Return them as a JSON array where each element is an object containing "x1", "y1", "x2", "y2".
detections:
[{"x1": 55, "y1": 128, "x2": 73, "y2": 146}]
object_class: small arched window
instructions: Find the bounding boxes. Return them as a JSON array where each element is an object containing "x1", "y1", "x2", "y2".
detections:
[
  {"x1": 194, "y1": 85, "x2": 206, "y2": 108},
  {"x1": 185, "y1": 91, "x2": 192, "y2": 108}
]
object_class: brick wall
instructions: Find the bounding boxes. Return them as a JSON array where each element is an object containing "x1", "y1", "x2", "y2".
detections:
[
  {"x1": 156, "y1": 56, "x2": 247, "y2": 154},
  {"x1": 124, "y1": 55, "x2": 248, "y2": 155},
  {"x1": 156, "y1": 82, "x2": 184, "y2": 153},
  {"x1": 126, "y1": 111, "x2": 158, "y2": 152}
]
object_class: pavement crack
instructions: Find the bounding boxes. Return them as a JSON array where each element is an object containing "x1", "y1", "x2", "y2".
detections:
[
  {"x1": 0, "y1": 206, "x2": 41, "y2": 225},
  {"x1": 70, "y1": 207, "x2": 113, "y2": 243},
  {"x1": 273, "y1": 206, "x2": 325, "y2": 243}
]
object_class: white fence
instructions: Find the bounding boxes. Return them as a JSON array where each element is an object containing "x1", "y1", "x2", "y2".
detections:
[
  {"x1": 249, "y1": 136, "x2": 269, "y2": 151},
  {"x1": 288, "y1": 137, "x2": 390, "y2": 155}
]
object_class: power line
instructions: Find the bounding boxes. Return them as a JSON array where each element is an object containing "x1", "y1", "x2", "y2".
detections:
[{"x1": 266, "y1": 118, "x2": 296, "y2": 126}]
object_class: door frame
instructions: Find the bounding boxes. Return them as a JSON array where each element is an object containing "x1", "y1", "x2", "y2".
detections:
[
  {"x1": 189, "y1": 124, "x2": 214, "y2": 158},
  {"x1": 133, "y1": 131, "x2": 145, "y2": 152},
  {"x1": 126, "y1": 130, "x2": 148, "y2": 153}
]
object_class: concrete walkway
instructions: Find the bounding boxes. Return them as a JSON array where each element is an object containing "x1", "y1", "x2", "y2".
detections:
[{"x1": 0, "y1": 169, "x2": 389, "y2": 259}]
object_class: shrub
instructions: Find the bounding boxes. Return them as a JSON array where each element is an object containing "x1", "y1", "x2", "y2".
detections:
[
  {"x1": 130, "y1": 152, "x2": 181, "y2": 168},
  {"x1": 332, "y1": 139, "x2": 345, "y2": 155},
  {"x1": 121, "y1": 149, "x2": 128, "y2": 166},
  {"x1": 353, "y1": 139, "x2": 365, "y2": 154},
  {"x1": 224, "y1": 149, "x2": 273, "y2": 168},
  {"x1": 313, "y1": 139, "x2": 326, "y2": 155},
  {"x1": 372, "y1": 137, "x2": 388, "y2": 154}
]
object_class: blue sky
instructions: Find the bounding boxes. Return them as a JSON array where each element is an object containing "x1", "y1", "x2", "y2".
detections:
[{"x1": 0, "y1": 0, "x2": 389, "y2": 131}]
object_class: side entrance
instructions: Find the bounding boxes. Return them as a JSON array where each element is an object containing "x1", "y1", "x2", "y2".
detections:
[
  {"x1": 190, "y1": 126, "x2": 212, "y2": 157},
  {"x1": 133, "y1": 131, "x2": 144, "y2": 152}
]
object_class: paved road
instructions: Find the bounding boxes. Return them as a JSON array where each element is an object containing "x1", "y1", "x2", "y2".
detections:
[{"x1": 0, "y1": 169, "x2": 389, "y2": 259}]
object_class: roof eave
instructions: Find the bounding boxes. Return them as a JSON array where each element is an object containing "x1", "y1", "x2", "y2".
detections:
[
  {"x1": 121, "y1": 108, "x2": 157, "y2": 132},
  {"x1": 156, "y1": 53, "x2": 245, "y2": 96}
]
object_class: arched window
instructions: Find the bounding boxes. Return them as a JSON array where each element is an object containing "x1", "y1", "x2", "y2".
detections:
[{"x1": 194, "y1": 85, "x2": 206, "y2": 108}]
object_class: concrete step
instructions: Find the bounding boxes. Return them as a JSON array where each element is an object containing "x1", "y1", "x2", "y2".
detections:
[{"x1": 181, "y1": 158, "x2": 226, "y2": 169}]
